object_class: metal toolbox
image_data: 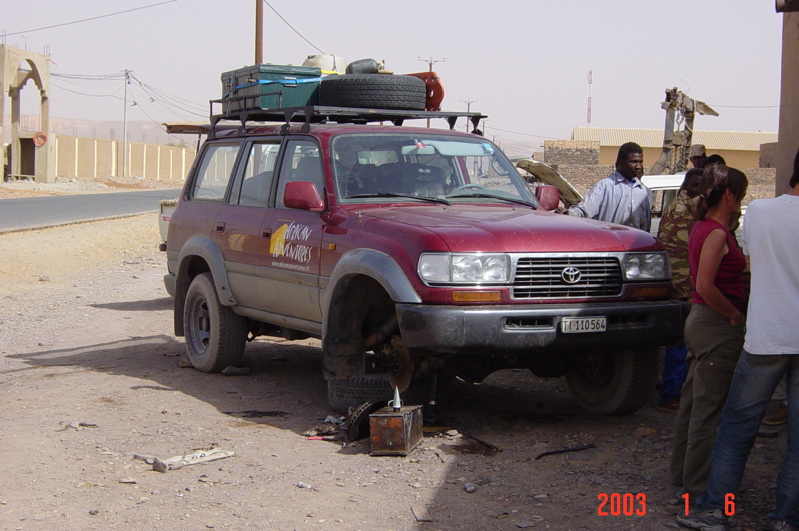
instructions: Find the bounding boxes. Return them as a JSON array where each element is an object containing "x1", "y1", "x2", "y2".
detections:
[
  {"x1": 221, "y1": 64, "x2": 322, "y2": 114},
  {"x1": 369, "y1": 405, "x2": 423, "y2": 456}
]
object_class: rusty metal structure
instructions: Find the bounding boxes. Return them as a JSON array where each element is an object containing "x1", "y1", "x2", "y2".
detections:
[{"x1": 648, "y1": 87, "x2": 718, "y2": 176}]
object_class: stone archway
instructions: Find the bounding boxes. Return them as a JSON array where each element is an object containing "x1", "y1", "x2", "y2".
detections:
[{"x1": 0, "y1": 44, "x2": 52, "y2": 182}]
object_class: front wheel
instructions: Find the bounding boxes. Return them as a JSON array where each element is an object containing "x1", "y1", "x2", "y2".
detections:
[
  {"x1": 183, "y1": 272, "x2": 247, "y2": 372},
  {"x1": 565, "y1": 348, "x2": 658, "y2": 415}
]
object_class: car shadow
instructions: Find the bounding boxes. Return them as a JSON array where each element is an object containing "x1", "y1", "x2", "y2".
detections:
[
  {"x1": 90, "y1": 297, "x2": 173, "y2": 312},
  {"x1": 4, "y1": 333, "x2": 331, "y2": 436}
]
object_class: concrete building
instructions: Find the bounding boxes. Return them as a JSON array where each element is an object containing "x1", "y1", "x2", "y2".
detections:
[
  {"x1": 0, "y1": 44, "x2": 53, "y2": 182},
  {"x1": 570, "y1": 127, "x2": 777, "y2": 170}
]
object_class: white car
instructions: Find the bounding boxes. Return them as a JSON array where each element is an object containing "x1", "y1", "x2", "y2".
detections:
[
  {"x1": 642, "y1": 173, "x2": 686, "y2": 237},
  {"x1": 642, "y1": 173, "x2": 745, "y2": 243}
]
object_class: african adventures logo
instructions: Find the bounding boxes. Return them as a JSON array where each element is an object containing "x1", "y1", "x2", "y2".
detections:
[{"x1": 270, "y1": 220, "x2": 314, "y2": 270}]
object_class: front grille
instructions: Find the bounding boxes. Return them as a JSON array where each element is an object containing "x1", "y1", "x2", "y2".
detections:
[{"x1": 513, "y1": 256, "x2": 623, "y2": 299}]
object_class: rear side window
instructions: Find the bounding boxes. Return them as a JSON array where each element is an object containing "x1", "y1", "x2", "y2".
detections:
[
  {"x1": 237, "y1": 141, "x2": 281, "y2": 207},
  {"x1": 189, "y1": 144, "x2": 240, "y2": 202}
]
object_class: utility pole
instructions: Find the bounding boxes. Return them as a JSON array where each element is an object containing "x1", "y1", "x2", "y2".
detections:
[
  {"x1": 586, "y1": 70, "x2": 593, "y2": 127},
  {"x1": 461, "y1": 99, "x2": 476, "y2": 132},
  {"x1": 648, "y1": 87, "x2": 718, "y2": 175},
  {"x1": 122, "y1": 69, "x2": 131, "y2": 178},
  {"x1": 255, "y1": 0, "x2": 263, "y2": 64},
  {"x1": 418, "y1": 57, "x2": 444, "y2": 128}
]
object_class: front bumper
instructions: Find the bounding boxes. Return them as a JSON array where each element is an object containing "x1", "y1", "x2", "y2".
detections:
[{"x1": 396, "y1": 300, "x2": 684, "y2": 355}]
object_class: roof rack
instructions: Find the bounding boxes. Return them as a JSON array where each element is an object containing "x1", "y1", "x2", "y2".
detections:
[{"x1": 208, "y1": 101, "x2": 486, "y2": 138}]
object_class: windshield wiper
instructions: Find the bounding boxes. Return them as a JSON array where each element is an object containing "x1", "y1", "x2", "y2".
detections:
[
  {"x1": 348, "y1": 193, "x2": 451, "y2": 205},
  {"x1": 446, "y1": 193, "x2": 536, "y2": 208}
]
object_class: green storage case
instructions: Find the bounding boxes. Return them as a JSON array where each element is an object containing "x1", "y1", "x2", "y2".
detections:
[{"x1": 221, "y1": 64, "x2": 322, "y2": 113}]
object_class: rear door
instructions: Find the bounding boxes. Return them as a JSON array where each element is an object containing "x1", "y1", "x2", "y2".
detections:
[
  {"x1": 212, "y1": 138, "x2": 281, "y2": 309},
  {"x1": 170, "y1": 142, "x2": 241, "y2": 252}
]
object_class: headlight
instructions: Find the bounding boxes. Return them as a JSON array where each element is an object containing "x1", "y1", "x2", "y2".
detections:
[
  {"x1": 622, "y1": 252, "x2": 670, "y2": 280},
  {"x1": 419, "y1": 253, "x2": 510, "y2": 283}
]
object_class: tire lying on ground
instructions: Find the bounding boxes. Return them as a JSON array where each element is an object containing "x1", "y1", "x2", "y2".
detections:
[
  {"x1": 319, "y1": 74, "x2": 427, "y2": 110},
  {"x1": 564, "y1": 347, "x2": 659, "y2": 415},
  {"x1": 327, "y1": 374, "x2": 394, "y2": 415}
]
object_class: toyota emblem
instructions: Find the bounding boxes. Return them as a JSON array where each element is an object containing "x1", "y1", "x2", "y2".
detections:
[{"x1": 561, "y1": 267, "x2": 582, "y2": 284}]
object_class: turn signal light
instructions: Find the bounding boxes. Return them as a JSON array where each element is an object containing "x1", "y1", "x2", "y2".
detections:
[
  {"x1": 451, "y1": 291, "x2": 502, "y2": 302},
  {"x1": 630, "y1": 286, "x2": 669, "y2": 299}
]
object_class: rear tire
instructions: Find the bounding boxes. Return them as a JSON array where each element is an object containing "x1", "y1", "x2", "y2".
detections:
[
  {"x1": 320, "y1": 74, "x2": 427, "y2": 110},
  {"x1": 565, "y1": 348, "x2": 658, "y2": 415},
  {"x1": 183, "y1": 273, "x2": 247, "y2": 372}
]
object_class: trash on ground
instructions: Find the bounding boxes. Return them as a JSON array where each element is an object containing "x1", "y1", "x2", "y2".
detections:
[
  {"x1": 139, "y1": 446, "x2": 236, "y2": 473},
  {"x1": 534, "y1": 443, "x2": 596, "y2": 460},
  {"x1": 221, "y1": 366, "x2": 250, "y2": 376},
  {"x1": 224, "y1": 410, "x2": 288, "y2": 418},
  {"x1": 303, "y1": 422, "x2": 339, "y2": 437},
  {"x1": 412, "y1": 506, "x2": 433, "y2": 522}
]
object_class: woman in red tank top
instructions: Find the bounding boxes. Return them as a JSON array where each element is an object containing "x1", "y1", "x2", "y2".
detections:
[{"x1": 670, "y1": 165, "x2": 748, "y2": 498}]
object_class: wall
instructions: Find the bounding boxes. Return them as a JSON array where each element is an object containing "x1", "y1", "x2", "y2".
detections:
[
  {"x1": 54, "y1": 134, "x2": 195, "y2": 181},
  {"x1": 543, "y1": 140, "x2": 599, "y2": 165},
  {"x1": 597, "y1": 146, "x2": 762, "y2": 170},
  {"x1": 760, "y1": 142, "x2": 778, "y2": 168}
]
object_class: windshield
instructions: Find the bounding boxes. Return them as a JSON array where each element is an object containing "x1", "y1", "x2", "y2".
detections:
[{"x1": 332, "y1": 133, "x2": 538, "y2": 207}]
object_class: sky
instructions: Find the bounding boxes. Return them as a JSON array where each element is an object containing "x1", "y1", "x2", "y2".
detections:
[{"x1": 3, "y1": 0, "x2": 785, "y2": 157}]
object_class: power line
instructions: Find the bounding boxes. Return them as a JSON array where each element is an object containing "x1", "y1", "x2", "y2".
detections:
[
  {"x1": 5, "y1": 1, "x2": 179, "y2": 37},
  {"x1": 712, "y1": 104, "x2": 779, "y2": 109},
  {"x1": 129, "y1": 75, "x2": 207, "y2": 117},
  {"x1": 484, "y1": 125, "x2": 558, "y2": 140},
  {"x1": 263, "y1": 0, "x2": 324, "y2": 54},
  {"x1": 50, "y1": 80, "x2": 124, "y2": 100},
  {"x1": 52, "y1": 73, "x2": 124, "y2": 81},
  {"x1": 128, "y1": 78, "x2": 206, "y2": 119}
]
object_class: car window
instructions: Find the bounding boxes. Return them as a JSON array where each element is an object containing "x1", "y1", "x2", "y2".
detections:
[
  {"x1": 189, "y1": 143, "x2": 240, "y2": 202},
  {"x1": 236, "y1": 141, "x2": 281, "y2": 207},
  {"x1": 276, "y1": 139, "x2": 324, "y2": 209},
  {"x1": 332, "y1": 133, "x2": 535, "y2": 205}
]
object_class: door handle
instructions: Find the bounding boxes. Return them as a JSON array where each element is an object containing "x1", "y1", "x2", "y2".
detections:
[
  {"x1": 215, "y1": 222, "x2": 225, "y2": 232},
  {"x1": 262, "y1": 230, "x2": 271, "y2": 238}
]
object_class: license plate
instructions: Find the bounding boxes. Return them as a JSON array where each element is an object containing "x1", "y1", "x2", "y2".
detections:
[{"x1": 560, "y1": 317, "x2": 607, "y2": 334}]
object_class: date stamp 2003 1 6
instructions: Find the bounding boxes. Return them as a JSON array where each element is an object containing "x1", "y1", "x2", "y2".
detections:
[{"x1": 596, "y1": 493, "x2": 737, "y2": 517}]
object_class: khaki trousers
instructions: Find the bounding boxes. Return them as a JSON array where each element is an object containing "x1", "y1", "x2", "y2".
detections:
[{"x1": 670, "y1": 303, "x2": 745, "y2": 496}]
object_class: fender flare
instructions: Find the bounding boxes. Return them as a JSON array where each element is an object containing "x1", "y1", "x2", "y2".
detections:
[
  {"x1": 323, "y1": 248, "x2": 421, "y2": 323},
  {"x1": 321, "y1": 249, "x2": 421, "y2": 379},
  {"x1": 176, "y1": 236, "x2": 237, "y2": 307}
]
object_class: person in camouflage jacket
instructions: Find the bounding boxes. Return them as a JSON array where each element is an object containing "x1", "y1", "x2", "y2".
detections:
[
  {"x1": 658, "y1": 168, "x2": 703, "y2": 301},
  {"x1": 656, "y1": 168, "x2": 703, "y2": 410}
]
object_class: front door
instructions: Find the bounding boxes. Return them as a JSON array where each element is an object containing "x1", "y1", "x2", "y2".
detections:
[{"x1": 259, "y1": 138, "x2": 326, "y2": 324}]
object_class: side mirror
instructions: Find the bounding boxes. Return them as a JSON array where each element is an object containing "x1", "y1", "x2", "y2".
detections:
[
  {"x1": 284, "y1": 181, "x2": 325, "y2": 211},
  {"x1": 535, "y1": 185, "x2": 560, "y2": 211}
]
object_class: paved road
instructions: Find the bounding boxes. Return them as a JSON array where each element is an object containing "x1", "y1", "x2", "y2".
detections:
[{"x1": 0, "y1": 189, "x2": 182, "y2": 233}]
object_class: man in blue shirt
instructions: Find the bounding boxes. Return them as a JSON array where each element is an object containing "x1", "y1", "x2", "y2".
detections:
[{"x1": 567, "y1": 142, "x2": 653, "y2": 232}]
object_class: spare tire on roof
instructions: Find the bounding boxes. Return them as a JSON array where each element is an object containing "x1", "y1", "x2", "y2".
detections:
[{"x1": 320, "y1": 74, "x2": 427, "y2": 110}]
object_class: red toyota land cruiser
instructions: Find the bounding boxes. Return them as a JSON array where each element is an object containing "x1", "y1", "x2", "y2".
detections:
[{"x1": 164, "y1": 106, "x2": 682, "y2": 416}]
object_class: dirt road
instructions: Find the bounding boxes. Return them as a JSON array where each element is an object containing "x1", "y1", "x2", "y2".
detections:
[{"x1": 0, "y1": 210, "x2": 785, "y2": 530}]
